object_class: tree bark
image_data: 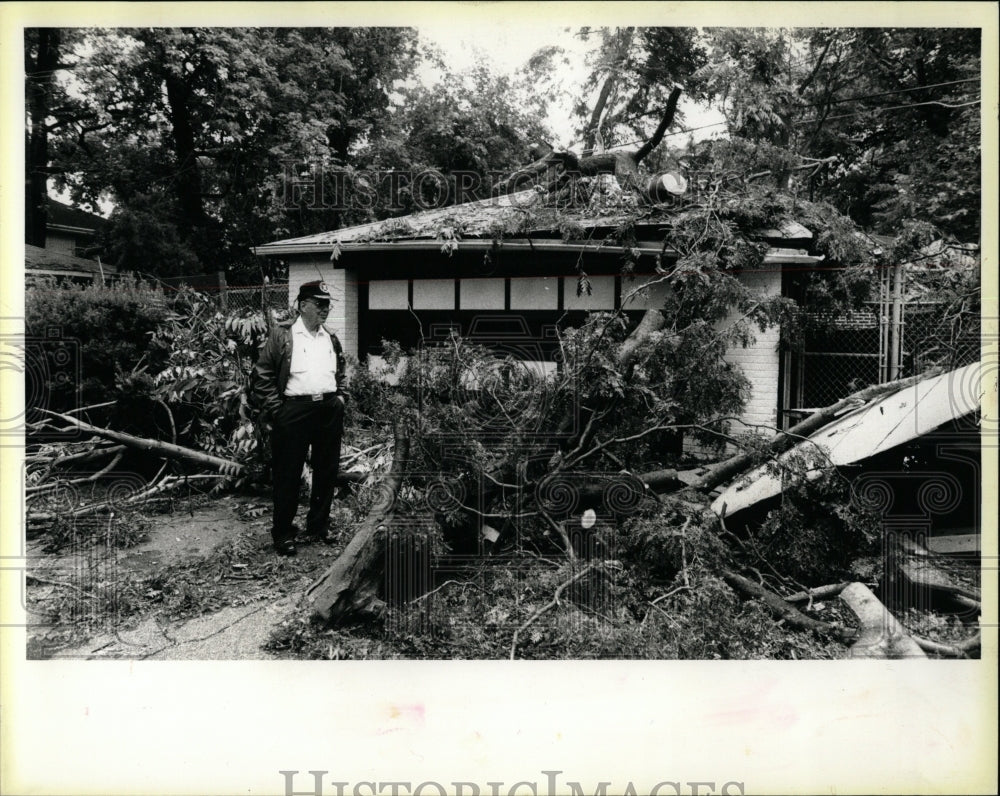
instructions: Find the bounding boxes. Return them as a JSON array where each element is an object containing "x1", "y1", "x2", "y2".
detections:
[
  {"x1": 493, "y1": 85, "x2": 683, "y2": 198},
  {"x1": 305, "y1": 424, "x2": 411, "y2": 625},
  {"x1": 25, "y1": 29, "x2": 61, "y2": 247},
  {"x1": 839, "y1": 582, "x2": 927, "y2": 658},
  {"x1": 40, "y1": 410, "x2": 244, "y2": 475},
  {"x1": 722, "y1": 569, "x2": 852, "y2": 641},
  {"x1": 163, "y1": 65, "x2": 207, "y2": 232},
  {"x1": 582, "y1": 27, "x2": 634, "y2": 151}
]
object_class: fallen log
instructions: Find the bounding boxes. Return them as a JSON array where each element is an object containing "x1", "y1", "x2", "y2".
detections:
[
  {"x1": 722, "y1": 569, "x2": 853, "y2": 642},
  {"x1": 40, "y1": 410, "x2": 244, "y2": 475},
  {"x1": 305, "y1": 423, "x2": 411, "y2": 625},
  {"x1": 912, "y1": 632, "x2": 980, "y2": 658},
  {"x1": 838, "y1": 582, "x2": 927, "y2": 659}
]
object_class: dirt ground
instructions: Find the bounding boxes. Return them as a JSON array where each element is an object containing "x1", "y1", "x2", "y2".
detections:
[{"x1": 25, "y1": 494, "x2": 347, "y2": 659}]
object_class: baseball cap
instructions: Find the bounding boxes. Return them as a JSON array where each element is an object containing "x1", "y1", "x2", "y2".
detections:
[{"x1": 297, "y1": 280, "x2": 334, "y2": 303}]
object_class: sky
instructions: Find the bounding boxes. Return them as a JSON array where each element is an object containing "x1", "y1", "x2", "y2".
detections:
[
  {"x1": 417, "y1": 24, "x2": 590, "y2": 146},
  {"x1": 417, "y1": 25, "x2": 725, "y2": 149}
]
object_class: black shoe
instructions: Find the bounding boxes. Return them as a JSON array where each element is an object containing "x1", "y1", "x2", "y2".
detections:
[
  {"x1": 313, "y1": 529, "x2": 336, "y2": 545},
  {"x1": 274, "y1": 540, "x2": 297, "y2": 556}
]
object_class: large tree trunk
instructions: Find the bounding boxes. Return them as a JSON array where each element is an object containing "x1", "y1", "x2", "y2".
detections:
[
  {"x1": 25, "y1": 29, "x2": 61, "y2": 247},
  {"x1": 582, "y1": 27, "x2": 635, "y2": 152},
  {"x1": 163, "y1": 67, "x2": 207, "y2": 232},
  {"x1": 305, "y1": 423, "x2": 411, "y2": 624},
  {"x1": 839, "y1": 583, "x2": 927, "y2": 659},
  {"x1": 492, "y1": 85, "x2": 683, "y2": 198}
]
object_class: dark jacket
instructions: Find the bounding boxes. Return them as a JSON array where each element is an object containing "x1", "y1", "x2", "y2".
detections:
[{"x1": 253, "y1": 321, "x2": 348, "y2": 417}]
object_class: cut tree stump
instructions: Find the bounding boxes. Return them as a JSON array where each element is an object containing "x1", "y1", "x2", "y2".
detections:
[
  {"x1": 305, "y1": 424, "x2": 411, "y2": 625},
  {"x1": 839, "y1": 582, "x2": 927, "y2": 659}
]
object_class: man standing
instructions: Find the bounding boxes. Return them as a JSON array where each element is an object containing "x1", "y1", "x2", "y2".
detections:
[{"x1": 254, "y1": 281, "x2": 348, "y2": 556}]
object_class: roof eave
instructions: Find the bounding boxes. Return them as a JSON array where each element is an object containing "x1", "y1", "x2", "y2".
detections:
[{"x1": 254, "y1": 239, "x2": 822, "y2": 264}]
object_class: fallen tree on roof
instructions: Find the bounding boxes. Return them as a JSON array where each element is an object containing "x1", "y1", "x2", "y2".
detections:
[{"x1": 492, "y1": 84, "x2": 684, "y2": 197}]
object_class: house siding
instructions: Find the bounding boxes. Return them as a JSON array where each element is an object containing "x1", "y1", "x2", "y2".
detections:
[
  {"x1": 45, "y1": 231, "x2": 78, "y2": 256},
  {"x1": 683, "y1": 267, "x2": 782, "y2": 456},
  {"x1": 724, "y1": 268, "x2": 782, "y2": 433},
  {"x1": 288, "y1": 260, "x2": 358, "y2": 365}
]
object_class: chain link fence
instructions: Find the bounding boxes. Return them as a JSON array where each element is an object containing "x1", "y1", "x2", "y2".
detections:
[
  {"x1": 221, "y1": 284, "x2": 291, "y2": 315},
  {"x1": 904, "y1": 300, "x2": 980, "y2": 375},
  {"x1": 794, "y1": 305, "x2": 883, "y2": 410},
  {"x1": 789, "y1": 295, "x2": 980, "y2": 419}
]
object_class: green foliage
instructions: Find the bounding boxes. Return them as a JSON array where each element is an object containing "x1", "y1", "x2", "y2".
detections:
[
  {"x1": 25, "y1": 276, "x2": 170, "y2": 411},
  {"x1": 692, "y1": 27, "x2": 980, "y2": 240},
  {"x1": 751, "y1": 453, "x2": 883, "y2": 583},
  {"x1": 362, "y1": 58, "x2": 553, "y2": 213},
  {"x1": 103, "y1": 193, "x2": 202, "y2": 278},
  {"x1": 144, "y1": 288, "x2": 267, "y2": 479},
  {"x1": 51, "y1": 27, "x2": 421, "y2": 275},
  {"x1": 574, "y1": 27, "x2": 708, "y2": 148},
  {"x1": 266, "y1": 553, "x2": 844, "y2": 660}
]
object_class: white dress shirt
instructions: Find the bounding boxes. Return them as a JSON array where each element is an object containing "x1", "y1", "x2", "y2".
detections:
[{"x1": 284, "y1": 317, "x2": 339, "y2": 396}]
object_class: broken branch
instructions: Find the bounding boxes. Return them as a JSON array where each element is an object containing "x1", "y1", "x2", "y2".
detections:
[
  {"x1": 838, "y1": 582, "x2": 927, "y2": 658},
  {"x1": 692, "y1": 370, "x2": 943, "y2": 493},
  {"x1": 722, "y1": 569, "x2": 852, "y2": 641},
  {"x1": 39, "y1": 410, "x2": 244, "y2": 475},
  {"x1": 510, "y1": 564, "x2": 596, "y2": 660}
]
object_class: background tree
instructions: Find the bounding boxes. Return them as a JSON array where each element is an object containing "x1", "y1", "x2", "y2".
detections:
[
  {"x1": 24, "y1": 28, "x2": 91, "y2": 246},
  {"x1": 574, "y1": 26, "x2": 707, "y2": 156},
  {"x1": 361, "y1": 54, "x2": 554, "y2": 213},
  {"x1": 691, "y1": 27, "x2": 981, "y2": 240},
  {"x1": 49, "y1": 27, "x2": 419, "y2": 278}
]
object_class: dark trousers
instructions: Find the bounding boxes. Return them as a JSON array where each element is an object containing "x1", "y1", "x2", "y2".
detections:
[{"x1": 270, "y1": 397, "x2": 344, "y2": 544}]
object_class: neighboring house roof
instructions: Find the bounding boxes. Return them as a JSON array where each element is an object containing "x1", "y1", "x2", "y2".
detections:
[
  {"x1": 46, "y1": 197, "x2": 107, "y2": 234},
  {"x1": 254, "y1": 188, "x2": 815, "y2": 258},
  {"x1": 25, "y1": 243, "x2": 114, "y2": 276},
  {"x1": 710, "y1": 361, "x2": 981, "y2": 518}
]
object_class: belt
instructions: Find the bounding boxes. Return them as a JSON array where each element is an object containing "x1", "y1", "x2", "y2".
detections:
[{"x1": 285, "y1": 392, "x2": 338, "y2": 402}]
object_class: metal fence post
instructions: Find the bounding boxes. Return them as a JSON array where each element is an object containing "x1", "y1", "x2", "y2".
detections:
[{"x1": 218, "y1": 270, "x2": 228, "y2": 310}]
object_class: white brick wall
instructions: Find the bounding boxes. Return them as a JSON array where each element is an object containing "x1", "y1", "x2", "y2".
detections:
[
  {"x1": 722, "y1": 269, "x2": 781, "y2": 433},
  {"x1": 288, "y1": 260, "x2": 359, "y2": 362},
  {"x1": 685, "y1": 268, "x2": 782, "y2": 456}
]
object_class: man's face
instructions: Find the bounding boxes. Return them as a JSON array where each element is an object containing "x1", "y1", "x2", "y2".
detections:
[{"x1": 299, "y1": 297, "x2": 331, "y2": 330}]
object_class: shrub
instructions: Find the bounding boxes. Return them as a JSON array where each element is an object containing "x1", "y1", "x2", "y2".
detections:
[{"x1": 25, "y1": 275, "x2": 170, "y2": 412}]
